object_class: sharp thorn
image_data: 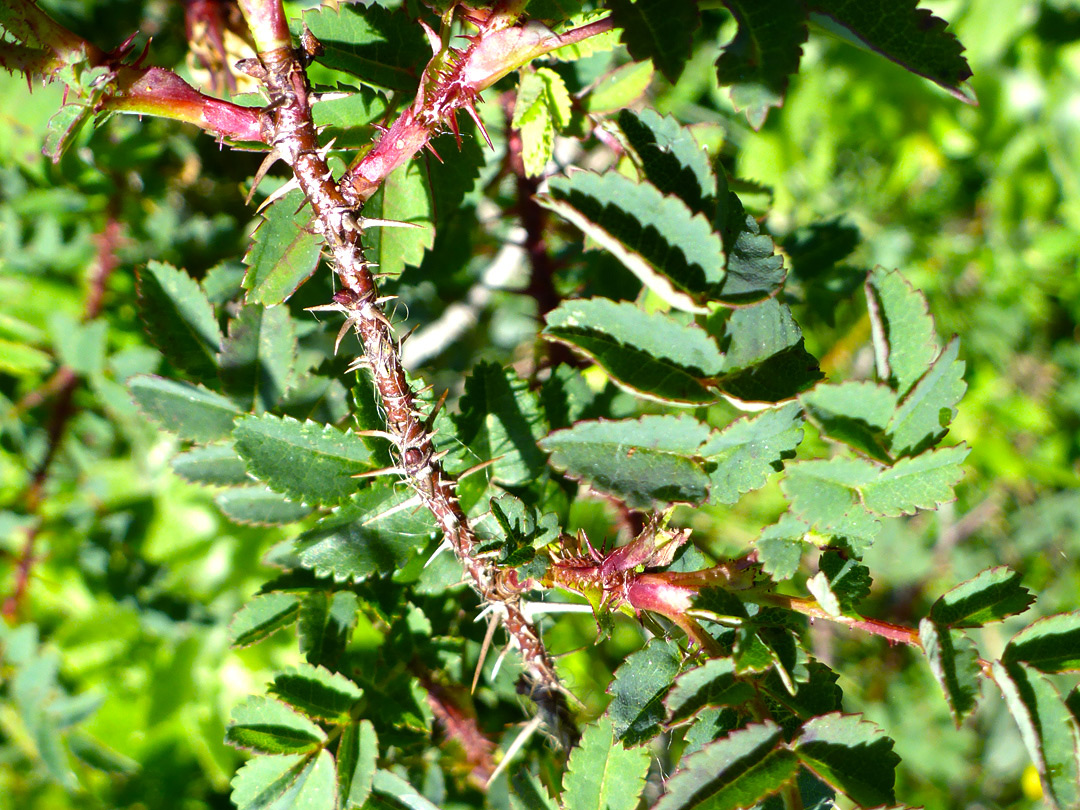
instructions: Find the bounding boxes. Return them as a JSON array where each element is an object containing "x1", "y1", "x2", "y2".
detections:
[
  {"x1": 463, "y1": 103, "x2": 493, "y2": 150},
  {"x1": 459, "y1": 456, "x2": 500, "y2": 481},
  {"x1": 256, "y1": 176, "x2": 301, "y2": 213},
  {"x1": 472, "y1": 612, "x2": 500, "y2": 693},
  {"x1": 351, "y1": 466, "x2": 404, "y2": 479},
  {"x1": 246, "y1": 146, "x2": 285, "y2": 205},
  {"x1": 359, "y1": 217, "x2": 423, "y2": 229}
]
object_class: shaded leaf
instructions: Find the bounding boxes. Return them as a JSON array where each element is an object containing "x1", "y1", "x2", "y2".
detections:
[
  {"x1": 700, "y1": 402, "x2": 804, "y2": 504},
  {"x1": 136, "y1": 260, "x2": 222, "y2": 380},
  {"x1": 665, "y1": 658, "x2": 755, "y2": 725},
  {"x1": 371, "y1": 769, "x2": 441, "y2": 810},
  {"x1": 608, "y1": 0, "x2": 698, "y2": 83},
  {"x1": 866, "y1": 267, "x2": 939, "y2": 397},
  {"x1": 887, "y1": 337, "x2": 966, "y2": 458},
  {"x1": 607, "y1": 638, "x2": 683, "y2": 745},
  {"x1": 230, "y1": 593, "x2": 302, "y2": 648},
  {"x1": 800, "y1": 381, "x2": 897, "y2": 462},
  {"x1": 218, "y1": 304, "x2": 297, "y2": 413},
  {"x1": 561, "y1": 715, "x2": 651, "y2": 810},
  {"x1": 717, "y1": 193, "x2": 787, "y2": 304},
  {"x1": 794, "y1": 713, "x2": 898, "y2": 807},
  {"x1": 929, "y1": 566, "x2": 1034, "y2": 628},
  {"x1": 338, "y1": 720, "x2": 378, "y2": 809},
  {"x1": 171, "y1": 443, "x2": 250, "y2": 486},
  {"x1": 818, "y1": 552, "x2": 871, "y2": 613},
  {"x1": 243, "y1": 189, "x2": 323, "y2": 306},
  {"x1": 215, "y1": 486, "x2": 314, "y2": 526},
  {"x1": 129, "y1": 374, "x2": 240, "y2": 442},
  {"x1": 1004, "y1": 612, "x2": 1080, "y2": 673},
  {"x1": 298, "y1": 590, "x2": 359, "y2": 667},
  {"x1": 226, "y1": 696, "x2": 326, "y2": 754},
  {"x1": 362, "y1": 161, "x2": 434, "y2": 277},
  {"x1": 311, "y1": 87, "x2": 389, "y2": 148},
  {"x1": 919, "y1": 619, "x2": 981, "y2": 726},
  {"x1": 270, "y1": 663, "x2": 363, "y2": 722}
]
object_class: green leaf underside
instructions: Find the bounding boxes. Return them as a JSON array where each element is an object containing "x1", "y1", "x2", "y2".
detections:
[
  {"x1": 929, "y1": 566, "x2": 1034, "y2": 628},
  {"x1": 665, "y1": 658, "x2": 755, "y2": 724},
  {"x1": 270, "y1": 663, "x2": 363, "y2": 721},
  {"x1": 887, "y1": 337, "x2": 966, "y2": 458},
  {"x1": 541, "y1": 415, "x2": 710, "y2": 508},
  {"x1": 919, "y1": 619, "x2": 981, "y2": 726},
  {"x1": 218, "y1": 304, "x2": 297, "y2": 414},
  {"x1": 233, "y1": 414, "x2": 375, "y2": 506},
  {"x1": 653, "y1": 721, "x2": 798, "y2": 810},
  {"x1": 866, "y1": 267, "x2": 939, "y2": 397},
  {"x1": 129, "y1": 374, "x2": 240, "y2": 442},
  {"x1": 513, "y1": 67, "x2": 572, "y2": 177},
  {"x1": 715, "y1": 0, "x2": 809, "y2": 129},
  {"x1": 700, "y1": 402, "x2": 804, "y2": 504},
  {"x1": 137, "y1": 260, "x2": 222, "y2": 380},
  {"x1": 226, "y1": 695, "x2": 326, "y2": 754},
  {"x1": 171, "y1": 443, "x2": 251, "y2": 486},
  {"x1": 1004, "y1": 612, "x2": 1080, "y2": 673},
  {"x1": 230, "y1": 593, "x2": 302, "y2": 648},
  {"x1": 541, "y1": 172, "x2": 725, "y2": 313},
  {"x1": 362, "y1": 160, "x2": 434, "y2": 277},
  {"x1": 608, "y1": 0, "x2": 698, "y2": 83},
  {"x1": 287, "y1": 486, "x2": 438, "y2": 581},
  {"x1": 214, "y1": 486, "x2": 314, "y2": 526},
  {"x1": 544, "y1": 298, "x2": 724, "y2": 404},
  {"x1": 338, "y1": 720, "x2": 378, "y2": 808},
  {"x1": 808, "y1": 0, "x2": 973, "y2": 101},
  {"x1": 794, "y1": 713, "x2": 898, "y2": 807},
  {"x1": 607, "y1": 638, "x2": 683, "y2": 745},
  {"x1": 243, "y1": 189, "x2": 323, "y2": 307},
  {"x1": 993, "y1": 661, "x2": 1080, "y2": 809},
  {"x1": 561, "y1": 716, "x2": 651, "y2": 810}
]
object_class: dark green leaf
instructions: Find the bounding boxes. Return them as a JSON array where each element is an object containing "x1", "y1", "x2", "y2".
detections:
[
  {"x1": 540, "y1": 415, "x2": 710, "y2": 508},
  {"x1": 230, "y1": 593, "x2": 303, "y2": 648},
  {"x1": 818, "y1": 551, "x2": 871, "y2": 613},
  {"x1": 800, "y1": 381, "x2": 897, "y2": 462},
  {"x1": 171, "y1": 443, "x2": 250, "y2": 486},
  {"x1": 270, "y1": 663, "x2": 363, "y2": 722},
  {"x1": 543, "y1": 298, "x2": 723, "y2": 405},
  {"x1": 717, "y1": 194, "x2": 786, "y2": 304},
  {"x1": 233, "y1": 414, "x2": 375, "y2": 506},
  {"x1": 653, "y1": 721, "x2": 798, "y2": 810},
  {"x1": 218, "y1": 304, "x2": 297, "y2": 413},
  {"x1": 243, "y1": 189, "x2": 323, "y2": 306},
  {"x1": 887, "y1": 337, "x2": 966, "y2": 458},
  {"x1": 298, "y1": 590, "x2": 359, "y2": 666},
  {"x1": 561, "y1": 715, "x2": 651, "y2": 810},
  {"x1": 700, "y1": 402, "x2": 804, "y2": 504},
  {"x1": 665, "y1": 658, "x2": 755, "y2": 724},
  {"x1": 214, "y1": 486, "x2": 314, "y2": 526},
  {"x1": 136, "y1": 260, "x2": 223, "y2": 380},
  {"x1": 919, "y1": 619, "x2": 981, "y2": 727},
  {"x1": 715, "y1": 0, "x2": 809, "y2": 128},
  {"x1": 511, "y1": 769, "x2": 557, "y2": 810},
  {"x1": 794, "y1": 713, "x2": 898, "y2": 807},
  {"x1": 866, "y1": 267, "x2": 939, "y2": 397},
  {"x1": 129, "y1": 374, "x2": 240, "y2": 442},
  {"x1": 929, "y1": 566, "x2": 1034, "y2": 628},
  {"x1": 608, "y1": 0, "x2": 699, "y2": 83},
  {"x1": 1004, "y1": 612, "x2": 1080, "y2": 673},
  {"x1": 226, "y1": 695, "x2": 326, "y2": 754},
  {"x1": 606, "y1": 637, "x2": 683, "y2": 745},
  {"x1": 782, "y1": 219, "x2": 860, "y2": 279},
  {"x1": 338, "y1": 720, "x2": 378, "y2": 809}
]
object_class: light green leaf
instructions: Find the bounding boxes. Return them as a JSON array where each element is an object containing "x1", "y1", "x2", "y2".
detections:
[
  {"x1": 540, "y1": 415, "x2": 711, "y2": 508},
  {"x1": 230, "y1": 593, "x2": 303, "y2": 648},
  {"x1": 231, "y1": 753, "x2": 309, "y2": 810},
  {"x1": 606, "y1": 637, "x2": 683, "y2": 745},
  {"x1": 887, "y1": 337, "x2": 966, "y2": 457},
  {"x1": 269, "y1": 663, "x2": 363, "y2": 722},
  {"x1": 700, "y1": 402, "x2": 804, "y2": 504},
  {"x1": 218, "y1": 304, "x2": 297, "y2": 413},
  {"x1": 214, "y1": 486, "x2": 314, "y2": 526},
  {"x1": 1004, "y1": 612, "x2": 1080, "y2": 673},
  {"x1": 583, "y1": 60, "x2": 654, "y2": 115},
  {"x1": 800, "y1": 381, "x2": 897, "y2": 462},
  {"x1": 0, "y1": 338, "x2": 52, "y2": 375},
  {"x1": 866, "y1": 267, "x2": 940, "y2": 397},
  {"x1": 226, "y1": 696, "x2": 326, "y2": 754},
  {"x1": 794, "y1": 713, "x2": 898, "y2": 807},
  {"x1": 362, "y1": 161, "x2": 434, "y2": 277},
  {"x1": 243, "y1": 189, "x2": 323, "y2": 306},
  {"x1": 233, "y1": 414, "x2": 375, "y2": 506},
  {"x1": 543, "y1": 298, "x2": 723, "y2": 405},
  {"x1": 561, "y1": 715, "x2": 650, "y2": 810},
  {"x1": 171, "y1": 443, "x2": 250, "y2": 486},
  {"x1": 919, "y1": 619, "x2": 982, "y2": 726},
  {"x1": 129, "y1": 374, "x2": 240, "y2": 442},
  {"x1": 755, "y1": 518, "x2": 807, "y2": 580},
  {"x1": 929, "y1": 566, "x2": 1034, "y2": 628},
  {"x1": 860, "y1": 445, "x2": 968, "y2": 516},
  {"x1": 608, "y1": 0, "x2": 698, "y2": 83},
  {"x1": 513, "y1": 68, "x2": 572, "y2": 178},
  {"x1": 338, "y1": 720, "x2": 378, "y2": 809},
  {"x1": 371, "y1": 769, "x2": 442, "y2": 810},
  {"x1": 136, "y1": 260, "x2": 223, "y2": 380},
  {"x1": 311, "y1": 87, "x2": 389, "y2": 148}
]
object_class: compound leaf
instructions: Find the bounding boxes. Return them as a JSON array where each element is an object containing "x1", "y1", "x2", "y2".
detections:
[
  {"x1": 136, "y1": 260, "x2": 222, "y2": 380},
  {"x1": 794, "y1": 713, "x2": 898, "y2": 807},
  {"x1": 700, "y1": 402, "x2": 804, "y2": 504},
  {"x1": 230, "y1": 593, "x2": 303, "y2": 649},
  {"x1": 887, "y1": 337, "x2": 966, "y2": 458},
  {"x1": 1004, "y1": 612, "x2": 1080, "y2": 674},
  {"x1": 866, "y1": 267, "x2": 939, "y2": 397},
  {"x1": 270, "y1": 663, "x2": 364, "y2": 722},
  {"x1": 607, "y1": 637, "x2": 683, "y2": 745},
  {"x1": 859, "y1": 445, "x2": 968, "y2": 517},
  {"x1": 800, "y1": 381, "x2": 897, "y2": 462}
]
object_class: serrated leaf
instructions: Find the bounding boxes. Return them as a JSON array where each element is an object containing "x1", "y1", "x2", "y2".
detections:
[
  {"x1": 171, "y1": 443, "x2": 250, "y2": 486},
  {"x1": 311, "y1": 87, "x2": 390, "y2": 148},
  {"x1": 715, "y1": 0, "x2": 809, "y2": 128},
  {"x1": 286, "y1": 487, "x2": 437, "y2": 582},
  {"x1": 453, "y1": 362, "x2": 548, "y2": 486},
  {"x1": 755, "y1": 519, "x2": 806, "y2": 580},
  {"x1": 993, "y1": 661, "x2": 1080, "y2": 810},
  {"x1": 540, "y1": 172, "x2": 725, "y2": 313},
  {"x1": 609, "y1": 0, "x2": 698, "y2": 83},
  {"x1": 653, "y1": 721, "x2": 798, "y2": 810},
  {"x1": 561, "y1": 715, "x2": 650, "y2": 810},
  {"x1": 218, "y1": 304, "x2": 297, "y2": 413},
  {"x1": 129, "y1": 374, "x2": 240, "y2": 442},
  {"x1": 270, "y1": 663, "x2": 363, "y2": 722},
  {"x1": 514, "y1": 68, "x2": 572, "y2": 178},
  {"x1": 298, "y1": 591, "x2": 359, "y2": 667},
  {"x1": 243, "y1": 189, "x2": 323, "y2": 306},
  {"x1": 618, "y1": 109, "x2": 716, "y2": 218},
  {"x1": 866, "y1": 267, "x2": 939, "y2": 397},
  {"x1": 543, "y1": 298, "x2": 723, "y2": 405},
  {"x1": 887, "y1": 337, "x2": 966, "y2": 457},
  {"x1": 583, "y1": 59, "x2": 654, "y2": 114},
  {"x1": 800, "y1": 381, "x2": 897, "y2": 462},
  {"x1": 371, "y1": 770, "x2": 441, "y2": 810},
  {"x1": 700, "y1": 402, "x2": 804, "y2": 504},
  {"x1": 362, "y1": 160, "x2": 434, "y2": 277},
  {"x1": 794, "y1": 713, "x2": 898, "y2": 807},
  {"x1": 136, "y1": 260, "x2": 223, "y2": 380},
  {"x1": 929, "y1": 566, "x2": 1034, "y2": 628},
  {"x1": 231, "y1": 753, "x2": 309, "y2": 810},
  {"x1": 859, "y1": 445, "x2": 968, "y2": 516},
  {"x1": 233, "y1": 414, "x2": 375, "y2": 506},
  {"x1": 665, "y1": 658, "x2": 755, "y2": 725},
  {"x1": 919, "y1": 619, "x2": 981, "y2": 726},
  {"x1": 511, "y1": 768, "x2": 557, "y2": 810},
  {"x1": 338, "y1": 720, "x2": 378, "y2": 809},
  {"x1": 230, "y1": 593, "x2": 303, "y2": 648},
  {"x1": 606, "y1": 637, "x2": 682, "y2": 745},
  {"x1": 540, "y1": 415, "x2": 710, "y2": 508},
  {"x1": 226, "y1": 695, "x2": 326, "y2": 754},
  {"x1": 809, "y1": 0, "x2": 973, "y2": 102},
  {"x1": 717, "y1": 196, "x2": 787, "y2": 304},
  {"x1": 1004, "y1": 612, "x2": 1080, "y2": 673},
  {"x1": 44, "y1": 100, "x2": 94, "y2": 163},
  {"x1": 215, "y1": 486, "x2": 314, "y2": 526},
  {"x1": 781, "y1": 457, "x2": 880, "y2": 539}
]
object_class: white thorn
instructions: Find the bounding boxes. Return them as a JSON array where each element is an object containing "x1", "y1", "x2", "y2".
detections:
[
  {"x1": 424, "y1": 538, "x2": 454, "y2": 568},
  {"x1": 485, "y1": 716, "x2": 544, "y2": 788},
  {"x1": 256, "y1": 176, "x2": 302, "y2": 213}
]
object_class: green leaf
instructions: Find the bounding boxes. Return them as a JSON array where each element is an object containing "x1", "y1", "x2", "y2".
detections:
[
  {"x1": 618, "y1": 108, "x2": 717, "y2": 218},
  {"x1": 606, "y1": 637, "x2": 683, "y2": 745},
  {"x1": 171, "y1": 443, "x2": 250, "y2": 486},
  {"x1": 361, "y1": 161, "x2": 434, "y2": 277},
  {"x1": 1004, "y1": 612, "x2": 1080, "y2": 673},
  {"x1": 230, "y1": 593, "x2": 303, "y2": 648},
  {"x1": 665, "y1": 658, "x2": 755, "y2": 724},
  {"x1": 887, "y1": 337, "x2": 966, "y2": 458},
  {"x1": 513, "y1": 67, "x2": 572, "y2": 178},
  {"x1": 231, "y1": 753, "x2": 309, "y2": 810},
  {"x1": 44, "y1": 100, "x2": 94, "y2": 163},
  {"x1": 338, "y1": 720, "x2": 378, "y2": 809},
  {"x1": 0, "y1": 338, "x2": 52, "y2": 375},
  {"x1": 808, "y1": 0, "x2": 974, "y2": 102},
  {"x1": 653, "y1": 721, "x2": 798, "y2": 810},
  {"x1": 866, "y1": 267, "x2": 940, "y2": 397},
  {"x1": 543, "y1": 298, "x2": 724, "y2": 405},
  {"x1": 371, "y1": 769, "x2": 441, "y2": 810},
  {"x1": 715, "y1": 0, "x2": 809, "y2": 128},
  {"x1": 511, "y1": 769, "x2": 557, "y2": 810},
  {"x1": 717, "y1": 196, "x2": 787, "y2": 305},
  {"x1": 859, "y1": 445, "x2": 968, "y2": 516},
  {"x1": 233, "y1": 414, "x2": 375, "y2": 506},
  {"x1": 453, "y1": 362, "x2": 548, "y2": 486},
  {"x1": 700, "y1": 402, "x2": 804, "y2": 504},
  {"x1": 287, "y1": 487, "x2": 438, "y2": 582},
  {"x1": 243, "y1": 189, "x2": 323, "y2": 306},
  {"x1": 540, "y1": 172, "x2": 725, "y2": 313},
  {"x1": 298, "y1": 591, "x2": 359, "y2": 667},
  {"x1": 311, "y1": 87, "x2": 390, "y2": 148},
  {"x1": 756, "y1": 519, "x2": 806, "y2": 580},
  {"x1": 214, "y1": 486, "x2": 314, "y2": 526},
  {"x1": 136, "y1": 260, "x2": 223, "y2": 380},
  {"x1": 800, "y1": 381, "x2": 897, "y2": 462},
  {"x1": 540, "y1": 415, "x2": 710, "y2": 508},
  {"x1": 218, "y1": 304, "x2": 297, "y2": 413},
  {"x1": 793, "y1": 713, "x2": 898, "y2": 807},
  {"x1": 561, "y1": 715, "x2": 651, "y2": 810},
  {"x1": 818, "y1": 552, "x2": 871, "y2": 613},
  {"x1": 608, "y1": 0, "x2": 698, "y2": 83},
  {"x1": 993, "y1": 661, "x2": 1080, "y2": 810},
  {"x1": 582, "y1": 60, "x2": 654, "y2": 115},
  {"x1": 226, "y1": 695, "x2": 327, "y2": 754},
  {"x1": 919, "y1": 619, "x2": 981, "y2": 726},
  {"x1": 929, "y1": 566, "x2": 1034, "y2": 628},
  {"x1": 129, "y1": 374, "x2": 240, "y2": 442},
  {"x1": 781, "y1": 457, "x2": 880, "y2": 539},
  {"x1": 270, "y1": 663, "x2": 363, "y2": 722}
]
